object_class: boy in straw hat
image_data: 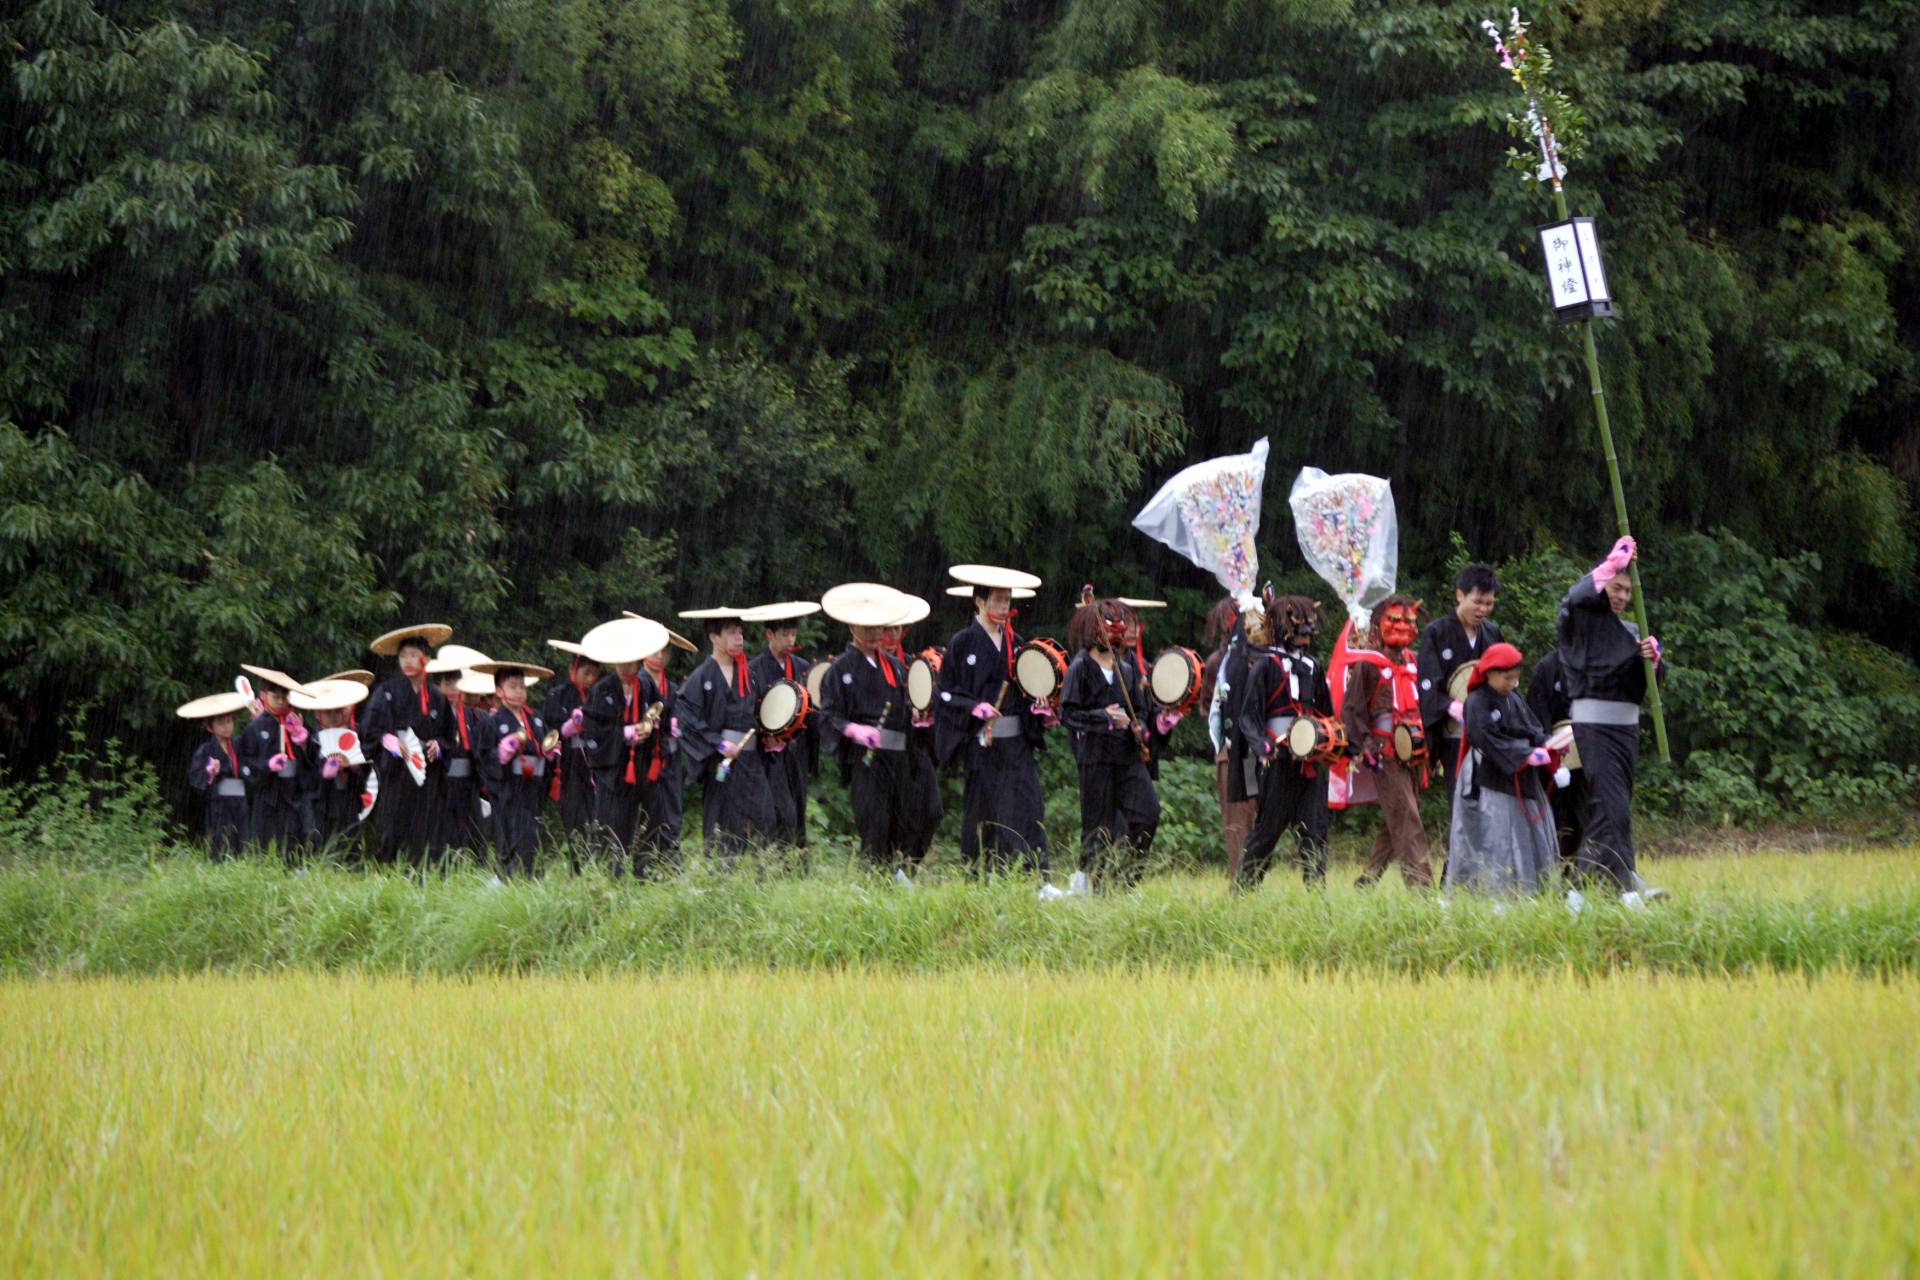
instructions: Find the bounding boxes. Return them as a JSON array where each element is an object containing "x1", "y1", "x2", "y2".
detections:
[
  {"x1": 817, "y1": 584, "x2": 923, "y2": 867},
  {"x1": 445, "y1": 666, "x2": 498, "y2": 857},
  {"x1": 578, "y1": 616, "x2": 667, "y2": 872},
  {"x1": 540, "y1": 638, "x2": 604, "y2": 856},
  {"x1": 675, "y1": 606, "x2": 777, "y2": 858},
  {"x1": 235, "y1": 665, "x2": 319, "y2": 857},
  {"x1": 472, "y1": 662, "x2": 559, "y2": 877},
  {"x1": 934, "y1": 565, "x2": 1053, "y2": 875},
  {"x1": 179, "y1": 691, "x2": 252, "y2": 858},
  {"x1": 290, "y1": 678, "x2": 373, "y2": 852},
  {"x1": 358, "y1": 623, "x2": 456, "y2": 868},
  {"x1": 635, "y1": 627, "x2": 696, "y2": 861},
  {"x1": 744, "y1": 602, "x2": 822, "y2": 848}
]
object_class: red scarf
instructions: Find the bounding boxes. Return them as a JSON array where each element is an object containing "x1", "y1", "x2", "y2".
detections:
[
  {"x1": 622, "y1": 674, "x2": 642, "y2": 785},
  {"x1": 454, "y1": 694, "x2": 471, "y2": 750},
  {"x1": 265, "y1": 702, "x2": 292, "y2": 754},
  {"x1": 644, "y1": 661, "x2": 670, "y2": 783},
  {"x1": 213, "y1": 733, "x2": 237, "y2": 777}
]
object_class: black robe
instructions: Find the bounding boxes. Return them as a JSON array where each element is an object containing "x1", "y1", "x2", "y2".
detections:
[
  {"x1": 1525, "y1": 649, "x2": 1585, "y2": 867},
  {"x1": 638, "y1": 664, "x2": 684, "y2": 861},
  {"x1": 187, "y1": 734, "x2": 249, "y2": 859},
  {"x1": 310, "y1": 732, "x2": 370, "y2": 854},
  {"x1": 749, "y1": 649, "x2": 818, "y2": 846},
  {"x1": 1059, "y1": 649, "x2": 1162, "y2": 881},
  {"x1": 358, "y1": 675, "x2": 455, "y2": 866},
  {"x1": 1556, "y1": 572, "x2": 1658, "y2": 888},
  {"x1": 1230, "y1": 645, "x2": 1332, "y2": 885},
  {"x1": 540, "y1": 676, "x2": 595, "y2": 845},
  {"x1": 582, "y1": 671, "x2": 659, "y2": 866},
  {"x1": 933, "y1": 619, "x2": 1048, "y2": 870},
  {"x1": 441, "y1": 696, "x2": 490, "y2": 856},
  {"x1": 1417, "y1": 612, "x2": 1503, "y2": 768},
  {"x1": 236, "y1": 709, "x2": 316, "y2": 854},
  {"x1": 479, "y1": 702, "x2": 550, "y2": 876},
  {"x1": 819, "y1": 644, "x2": 922, "y2": 864},
  {"x1": 675, "y1": 654, "x2": 776, "y2": 856}
]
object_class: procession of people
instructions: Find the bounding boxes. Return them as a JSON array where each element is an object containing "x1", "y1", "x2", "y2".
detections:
[{"x1": 177, "y1": 542, "x2": 1668, "y2": 906}]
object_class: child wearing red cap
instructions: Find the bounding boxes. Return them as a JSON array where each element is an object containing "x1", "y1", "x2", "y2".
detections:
[{"x1": 1443, "y1": 642, "x2": 1562, "y2": 895}]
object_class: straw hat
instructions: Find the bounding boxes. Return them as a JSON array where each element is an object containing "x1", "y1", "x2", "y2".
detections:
[
  {"x1": 946, "y1": 584, "x2": 1035, "y2": 600},
  {"x1": 623, "y1": 612, "x2": 697, "y2": 652},
  {"x1": 548, "y1": 638, "x2": 587, "y2": 658},
  {"x1": 740, "y1": 601, "x2": 822, "y2": 624},
  {"x1": 238, "y1": 665, "x2": 313, "y2": 696},
  {"x1": 678, "y1": 606, "x2": 745, "y2": 622},
  {"x1": 288, "y1": 679, "x2": 370, "y2": 713},
  {"x1": 424, "y1": 643, "x2": 492, "y2": 675},
  {"x1": 176, "y1": 691, "x2": 250, "y2": 720},
  {"x1": 469, "y1": 660, "x2": 556, "y2": 681},
  {"x1": 884, "y1": 592, "x2": 931, "y2": 627},
  {"x1": 369, "y1": 623, "x2": 453, "y2": 657},
  {"x1": 322, "y1": 669, "x2": 375, "y2": 687},
  {"x1": 456, "y1": 670, "x2": 496, "y2": 697},
  {"x1": 821, "y1": 583, "x2": 911, "y2": 627},
  {"x1": 948, "y1": 564, "x2": 1042, "y2": 590},
  {"x1": 580, "y1": 616, "x2": 671, "y2": 665},
  {"x1": 1117, "y1": 597, "x2": 1167, "y2": 610}
]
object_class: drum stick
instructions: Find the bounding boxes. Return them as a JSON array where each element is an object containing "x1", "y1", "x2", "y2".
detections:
[
  {"x1": 865, "y1": 700, "x2": 889, "y2": 768},
  {"x1": 979, "y1": 678, "x2": 1009, "y2": 748},
  {"x1": 1112, "y1": 653, "x2": 1151, "y2": 764},
  {"x1": 715, "y1": 729, "x2": 755, "y2": 782}
]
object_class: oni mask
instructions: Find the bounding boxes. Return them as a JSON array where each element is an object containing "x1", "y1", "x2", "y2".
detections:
[
  {"x1": 1271, "y1": 596, "x2": 1322, "y2": 650},
  {"x1": 1242, "y1": 607, "x2": 1272, "y2": 647},
  {"x1": 1096, "y1": 607, "x2": 1128, "y2": 648},
  {"x1": 1375, "y1": 599, "x2": 1421, "y2": 650}
]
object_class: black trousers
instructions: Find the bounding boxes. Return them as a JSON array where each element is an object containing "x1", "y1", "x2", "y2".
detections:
[
  {"x1": 848, "y1": 750, "x2": 916, "y2": 865},
  {"x1": 591, "y1": 767, "x2": 642, "y2": 864},
  {"x1": 492, "y1": 775, "x2": 542, "y2": 876},
  {"x1": 1076, "y1": 755, "x2": 1159, "y2": 884},
  {"x1": 250, "y1": 782, "x2": 312, "y2": 859},
  {"x1": 702, "y1": 751, "x2": 775, "y2": 858},
  {"x1": 441, "y1": 773, "x2": 486, "y2": 858},
  {"x1": 1238, "y1": 756, "x2": 1329, "y2": 886},
  {"x1": 312, "y1": 771, "x2": 368, "y2": 856},
  {"x1": 1572, "y1": 723, "x2": 1637, "y2": 890},
  {"x1": 760, "y1": 746, "x2": 807, "y2": 845},
  {"x1": 205, "y1": 797, "x2": 250, "y2": 860},
  {"x1": 959, "y1": 736, "x2": 1047, "y2": 873},
  {"x1": 636, "y1": 757, "x2": 684, "y2": 869},
  {"x1": 904, "y1": 748, "x2": 943, "y2": 862},
  {"x1": 376, "y1": 763, "x2": 443, "y2": 867},
  {"x1": 555, "y1": 745, "x2": 595, "y2": 845}
]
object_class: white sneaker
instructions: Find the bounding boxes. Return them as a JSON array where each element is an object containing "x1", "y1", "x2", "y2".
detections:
[
  {"x1": 892, "y1": 868, "x2": 915, "y2": 891},
  {"x1": 1490, "y1": 901, "x2": 1508, "y2": 917},
  {"x1": 486, "y1": 874, "x2": 504, "y2": 891},
  {"x1": 1037, "y1": 882, "x2": 1069, "y2": 902},
  {"x1": 1068, "y1": 870, "x2": 1091, "y2": 896},
  {"x1": 1619, "y1": 890, "x2": 1645, "y2": 910},
  {"x1": 1564, "y1": 888, "x2": 1586, "y2": 916},
  {"x1": 1629, "y1": 872, "x2": 1669, "y2": 902}
]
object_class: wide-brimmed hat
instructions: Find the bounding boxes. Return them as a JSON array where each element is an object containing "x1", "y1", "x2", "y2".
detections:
[
  {"x1": 1117, "y1": 597, "x2": 1167, "y2": 610},
  {"x1": 549, "y1": 638, "x2": 587, "y2": 658},
  {"x1": 288, "y1": 679, "x2": 370, "y2": 713},
  {"x1": 948, "y1": 564, "x2": 1041, "y2": 590},
  {"x1": 580, "y1": 616, "x2": 671, "y2": 665},
  {"x1": 621, "y1": 613, "x2": 698, "y2": 652},
  {"x1": 822, "y1": 583, "x2": 911, "y2": 627},
  {"x1": 741, "y1": 601, "x2": 821, "y2": 625},
  {"x1": 424, "y1": 643, "x2": 492, "y2": 675},
  {"x1": 678, "y1": 606, "x2": 745, "y2": 623},
  {"x1": 176, "y1": 691, "x2": 250, "y2": 720},
  {"x1": 321, "y1": 669, "x2": 375, "y2": 687},
  {"x1": 946, "y1": 584, "x2": 1035, "y2": 600},
  {"x1": 456, "y1": 670, "x2": 496, "y2": 697},
  {"x1": 238, "y1": 665, "x2": 313, "y2": 696},
  {"x1": 369, "y1": 623, "x2": 453, "y2": 657},
  {"x1": 884, "y1": 592, "x2": 931, "y2": 627},
  {"x1": 469, "y1": 660, "x2": 555, "y2": 681}
]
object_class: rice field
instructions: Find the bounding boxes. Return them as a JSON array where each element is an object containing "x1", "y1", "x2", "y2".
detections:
[{"x1": 4, "y1": 968, "x2": 1917, "y2": 1277}]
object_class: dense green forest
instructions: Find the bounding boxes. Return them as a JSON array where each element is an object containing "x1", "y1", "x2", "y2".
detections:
[{"x1": 3, "y1": 0, "x2": 1917, "y2": 818}]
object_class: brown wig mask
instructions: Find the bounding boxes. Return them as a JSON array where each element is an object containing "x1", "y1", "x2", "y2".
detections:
[
  {"x1": 1372, "y1": 596, "x2": 1422, "y2": 651},
  {"x1": 1268, "y1": 596, "x2": 1323, "y2": 650}
]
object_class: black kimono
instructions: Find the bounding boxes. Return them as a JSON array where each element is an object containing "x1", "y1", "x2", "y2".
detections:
[
  {"x1": 675, "y1": 655, "x2": 776, "y2": 857},
  {"x1": 540, "y1": 674, "x2": 595, "y2": 851},
  {"x1": 441, "y1": 695, "x2": 490, "y2": 857},
  {"x1": 1058, "y1": 649, "x2": 1162, "y2": 884},
  {"x1": 1218, "y1": 632, "x2": 1275, "y2": 806},
  {"x1": 637, "y1": 664, "x2": 684, "y2": 861},
  {"x1": 310, "y1": 735, "x2": 369, "y2": 854},
  {"x1": 749, "y1": 649, "x2": 818, "y2": 846},
  {"x1": 1231, "y1": 645, "x2": 1333, "y2": 885},
  {"x1": 1417, "y1": 612, "x2": 1503, "y2": 788},
  {"x1": 187, "y1": 734, "x2": 249, "y2": 859},
  {"x1": 819, "y1": 644, "x2": 920, "y2": 865},
  {"x1": 933, "y1": 619, "x2": 1049, "y2": 872},
  {"x1": 1525, "y1": 648, "x2": 1585, "y2": 869},
  {"x1": 582, "y1": 671, "x2": 659, "y2": 869},
  {"x1": 480, "y1": 702, "x2": 550, "y2": 876},
  {"x1": 236, "y1": 709, "x2": 316, "y2": 855},
  {"x1": 1445, "y1": 684, "x2": 1558, "y2": 895},
  {"x1": 1556, "y1": 571, "x2": 1658, "y2": 889},
  {"x1": 358, "y1": 676, "x2": 455, "y2": 867}
]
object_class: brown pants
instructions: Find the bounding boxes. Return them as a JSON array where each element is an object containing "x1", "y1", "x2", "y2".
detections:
[
  {"x1": 1217, "y1": 755, "x2": 1257, "y2": 878},
  {"x1": 1360, "y1": 754, "x2": 1431, "y2": 887}
]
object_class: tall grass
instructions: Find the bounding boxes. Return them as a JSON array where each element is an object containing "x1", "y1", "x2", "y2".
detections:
[
  {"x1": 5, "y1": 970, "x2": 1916, "y2": 1277},
  {"x1": 2, "y1": 849, "x2": 1917, "y2": 977}
]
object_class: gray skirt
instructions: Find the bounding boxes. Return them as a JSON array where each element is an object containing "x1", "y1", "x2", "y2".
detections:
[{"x1": 1446, "y1": 758, "x2": 1560, "y2": 895}]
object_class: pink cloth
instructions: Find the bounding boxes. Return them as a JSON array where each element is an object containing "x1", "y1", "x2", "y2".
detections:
[
  {"x1": 1591, "y1": 535, "x2": 1637, "y2": 587},
  {"x1": 381, "y1": 733, "x2": 403, "y2": 758},
  {"x1": 971, "y1": 701, "x2": 997, "y2": 720},
  {"x1": 321, "y1": 756, "x2": 342, "y2": 780},
  {"x1": 267, "y1": 753, "x2": 290, "y2": 773},
  {"x1": 843, "y1": 724, "x2": 882, "y2": 749}
]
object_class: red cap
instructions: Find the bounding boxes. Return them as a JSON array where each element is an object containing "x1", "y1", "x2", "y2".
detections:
[{"x1": 1467, "y1": 641, "x2": 1525, "y2": 690}]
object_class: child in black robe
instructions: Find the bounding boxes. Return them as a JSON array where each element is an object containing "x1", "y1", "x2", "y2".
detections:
[
  {"x1": 1417, "y1": 564, "x2": 1504, "y2": 809},
  {"x1": 933, "y1": 572, "x2": 1052, "y2": 875},
  {"x1": 180, "y1": 692, "x2": 251, "y2": 859},
  {"x1": 475, "y1": 663, "x2": 558, "y2": 877},
  {"x1": 292, "y1": 678, "x2": 372, "y2": 855},
  {"x1": 441, "y1": 668, "x2": 493, "y2": 858},
  {"x1": 675, "y1": 610, "x2": 777, "y2": 858},
  {"x1": 1059, "y1": 597, "x2": 1171, "y2": 891},
  {"x1": 582, "y1": 654, "x2": 659, "y2": 871},
  {"x1": 745, "y1": 604, "x2": 821, "y2": 847},
  {"x1": 358, "y1": 625, "x2": 457, "y2": 869},
  {"x1": 1444, "y1": 643, "x2": 1560, "y2": 895},
  {"x1": 882, "y1": 620, "x2": 944, "y2": 864},
  {"x1": 1231, "y1": 595, "x2": 1333, "y2": 887},
  {"x1": 235, "y1": 665, "x2": 318, "y2": 858},
  {"x1": 818, "y1": 586, "x2": 922, "y2": 866},
  {"x1": 541, "y1": 645, "x2": 603, "y2": 859},
  {"x1": 1524, "y1": 647, "x2": 1586, "y2": 874}
]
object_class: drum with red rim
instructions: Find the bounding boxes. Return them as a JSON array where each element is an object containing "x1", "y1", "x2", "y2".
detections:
[
  {"x1": 1148, "y1": 646, "x2": 1204, "y2": 717},
  {"x1": 906, "y1": 647, "x2": 944, "y2": 714},
  {"x1": 1014, "y1": 637, "x2": 1069, "y2": 701},
  {"x1": 757, "y1": 679, "x2": 811, "y2": 745}
]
